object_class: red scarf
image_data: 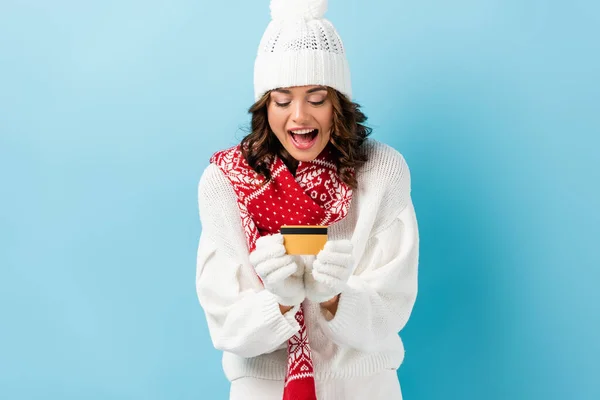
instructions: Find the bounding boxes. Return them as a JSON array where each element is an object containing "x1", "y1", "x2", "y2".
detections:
[{"x1": 210, "y1": 143, "x2": 353, "y2": 400}]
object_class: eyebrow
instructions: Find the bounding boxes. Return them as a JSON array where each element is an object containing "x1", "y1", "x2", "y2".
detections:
[{"x1": 273, "y1": 86, "x2": 328, "y2": 94}]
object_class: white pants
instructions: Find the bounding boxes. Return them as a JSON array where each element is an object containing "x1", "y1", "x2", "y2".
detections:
[{"x1": 229, "y1": 370, "x2": 402, "y2": 400}]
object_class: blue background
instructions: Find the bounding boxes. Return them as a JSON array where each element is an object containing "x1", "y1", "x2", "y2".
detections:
[{"x1": 1, "y1": 0, "x2": 598, "y2": 399}]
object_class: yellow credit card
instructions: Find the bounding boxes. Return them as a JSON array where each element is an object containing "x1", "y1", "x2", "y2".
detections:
[{"x1": 280, "y1": 225, "x2": 328, "y2": 255}]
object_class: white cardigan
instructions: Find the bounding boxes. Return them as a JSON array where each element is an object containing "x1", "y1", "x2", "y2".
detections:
[{"x1": 196, "y1": 139, "x2": 419, "y2": 383}]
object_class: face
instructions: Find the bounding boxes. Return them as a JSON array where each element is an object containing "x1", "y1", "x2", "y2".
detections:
[{"x1": 267, "y1": 85, "x2": 333, "y2": 162}]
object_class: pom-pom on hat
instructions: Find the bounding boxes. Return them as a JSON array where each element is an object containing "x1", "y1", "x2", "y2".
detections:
[{"x1": 254, "y1": 0, "x2": 352, "y2": 101}]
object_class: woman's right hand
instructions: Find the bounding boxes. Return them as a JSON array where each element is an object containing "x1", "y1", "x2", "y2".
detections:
[{"x1": 249, "y1": 233, "x2": 305, "y2": 307}]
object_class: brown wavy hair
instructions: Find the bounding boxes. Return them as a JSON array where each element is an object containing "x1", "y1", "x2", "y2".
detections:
[{"x1": 240, "y1": 87, "x2": 371, "y2": 189}]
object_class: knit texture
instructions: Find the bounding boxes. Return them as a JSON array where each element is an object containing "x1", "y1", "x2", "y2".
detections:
[
  {"x1": 209, "y1": 143, "x2": 354, "y2": 400},
  {"x1": 305, "y1": 239, "x2": 354, "y2": 303},
  {"x1": 254, "y1": 0, "x2": 351, "y2": 101},
  {"x1": 250, "y1": 234, "x2": 306, "y2": 307},
  {"x1": 196, "y1": 139, "x2": 419, "y2": 385}
]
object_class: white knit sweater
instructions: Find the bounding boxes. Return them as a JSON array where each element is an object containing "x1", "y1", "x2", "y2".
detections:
[{"x1": 195, "y1": 139, "x2": 419, "y2": 382}]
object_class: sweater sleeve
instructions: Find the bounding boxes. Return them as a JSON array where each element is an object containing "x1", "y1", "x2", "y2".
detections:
[
  {"x1": 195, "y1": 164, "x2": 301, "y2": 358},
  {"x1": 318, "y1": 170, "x2": 419, "y2": 352}
]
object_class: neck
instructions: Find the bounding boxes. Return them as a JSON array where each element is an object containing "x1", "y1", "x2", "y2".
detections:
[
  {"x1": 284, "y1": 158, "x2": 299, "y2": 176},
  {"x1": 278, "y1": 149, "x2": 299, "y2": 176}
]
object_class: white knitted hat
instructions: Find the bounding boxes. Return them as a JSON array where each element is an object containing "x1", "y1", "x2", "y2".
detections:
[{"x1": 253, "y1": 0, "x2": 352, "y2": 101}]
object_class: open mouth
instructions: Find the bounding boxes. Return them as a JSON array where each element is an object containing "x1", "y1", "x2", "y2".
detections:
[{"x1": 288, "y1": 128, "x2": 319, "y2": 149}]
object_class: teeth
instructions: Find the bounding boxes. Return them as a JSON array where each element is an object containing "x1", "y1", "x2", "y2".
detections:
[{"x1": 290, "y1": 129, "x2": 315, "y2": 135}]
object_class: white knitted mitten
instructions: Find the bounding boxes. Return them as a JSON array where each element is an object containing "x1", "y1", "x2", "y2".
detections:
[
  {"x1": 249, "y1": 233, "x2": 305, "y2": 306},
  {"x1": 305, "y1": 240, "x2": 354, "y2": 303}
]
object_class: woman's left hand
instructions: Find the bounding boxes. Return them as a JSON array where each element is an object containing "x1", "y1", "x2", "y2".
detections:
[{"x1": 304, "y1": 240, "x2": 354, "y2": 303}]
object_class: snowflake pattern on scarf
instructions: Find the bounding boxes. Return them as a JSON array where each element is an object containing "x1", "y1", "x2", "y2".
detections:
[{"x1": 210, "y1": 143, "x2": 353, "y2": 400}]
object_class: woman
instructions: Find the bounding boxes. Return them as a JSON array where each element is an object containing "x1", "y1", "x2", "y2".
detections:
[{"x1": 196, "y1": 1, "x2": 419, "y2": 399}]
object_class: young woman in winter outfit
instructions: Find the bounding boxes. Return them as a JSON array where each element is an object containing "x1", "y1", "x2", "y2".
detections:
[{"x1": 196, "y1": 1, "x2": 419, "y2": 399}]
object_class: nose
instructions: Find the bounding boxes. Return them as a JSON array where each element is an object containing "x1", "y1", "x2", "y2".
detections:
[{"x1": 292, "y1": 101, "x2": 309, "y2": 124}]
